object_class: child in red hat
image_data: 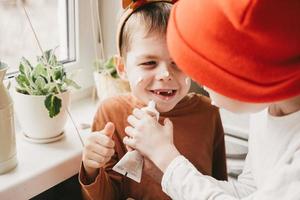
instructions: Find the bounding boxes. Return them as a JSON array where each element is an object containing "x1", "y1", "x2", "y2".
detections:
[{"x1": 124, "y1": 0, "x2": 300, "y2": 199}]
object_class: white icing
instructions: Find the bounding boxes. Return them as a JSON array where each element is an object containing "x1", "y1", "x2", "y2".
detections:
[
  {"x1": 185, "y1": 77, "x2": 190, "y2": 85},
  {"x1": 162, "y1": 71, "x2": 170, "y2": 78},
  {"x1": 135, "y1": 77, "x2": 143, "y2": 86}
]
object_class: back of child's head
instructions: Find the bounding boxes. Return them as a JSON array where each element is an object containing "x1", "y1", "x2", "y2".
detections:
[
  {"x1": 167, "y1": 0, "x2": 300, "y2": 103},
  {"x1": 118, "y1": 2, "x2": 172, "y2": 57}
]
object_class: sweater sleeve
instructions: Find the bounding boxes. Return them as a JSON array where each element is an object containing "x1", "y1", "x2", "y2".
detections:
[
  {"x1": 79, "y1": 105, "x2": 124, "y2": 200},
  {"x1": 212, "y1": 110, "x2": 227, "y2": 181},
  {"x1": 161, "y1": 150, "x2": 300, "y2": 200}
]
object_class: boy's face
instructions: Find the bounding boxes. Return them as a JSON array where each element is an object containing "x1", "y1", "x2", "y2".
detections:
[
  {"x1": 204, "y1": 87, "x2": 269, "y2": 113},
  {"x1": 122, "y1": 30, "x2": 191, "y2": 112}
]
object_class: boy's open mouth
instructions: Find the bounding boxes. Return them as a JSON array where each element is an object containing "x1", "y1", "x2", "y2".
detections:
[{"x1": 150, "y1": 89, "x2": 177, "y2": 97}]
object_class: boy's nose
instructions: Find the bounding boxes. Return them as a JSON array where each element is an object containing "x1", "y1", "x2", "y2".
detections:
[
  {"x1": 156, "y1": 64, "x2": 173, "y2": 81},
  {"x1": 156, "y1": 70, "x2": 172, "y2": 81}
]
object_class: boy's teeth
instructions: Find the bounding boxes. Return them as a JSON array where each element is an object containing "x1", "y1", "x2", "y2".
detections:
[{"x1": 153, "y1": 90, "x2": 174, "y2": 95}]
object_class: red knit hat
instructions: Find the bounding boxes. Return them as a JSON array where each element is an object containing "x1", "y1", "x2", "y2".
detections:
[{"x1": 167, "y1": 0, "x2": 300, "y2": 103}]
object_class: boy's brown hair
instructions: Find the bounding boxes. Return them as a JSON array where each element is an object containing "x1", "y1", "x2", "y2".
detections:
[{"x1": 118, "y1": 2, "x2": 172, "y2": 57}]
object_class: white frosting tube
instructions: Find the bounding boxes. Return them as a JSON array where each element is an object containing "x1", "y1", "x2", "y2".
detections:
[
  {"x1": 113, "y1": 100, "x2": 159, "y2": 183},
  {"x1": 112, "y1": 150, "x2": 143, "y2": 183},
  {"x1": 141, "y1": 100, "x2": 159, "y2": 120}
]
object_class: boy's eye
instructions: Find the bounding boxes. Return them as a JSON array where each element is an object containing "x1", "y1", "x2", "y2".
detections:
[
  {"x1": 141, "y1": 61, "x2": 156, "y2": 65},
  {"x1": 139, "y1": 61, "x2": 157, "y2": 68}
]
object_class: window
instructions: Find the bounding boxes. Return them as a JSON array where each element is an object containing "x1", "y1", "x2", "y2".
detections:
[
  {"x1": 1, "y1": 0, "x2": 98, "y2": 90},
  {"x1": 0, "y1": 0, "x2": 75, "y2": 75}
]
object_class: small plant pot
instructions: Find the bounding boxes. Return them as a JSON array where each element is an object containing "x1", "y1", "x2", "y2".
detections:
[
  {"x1": 94, "y1": 72, "x2": 130, "y2": 101},
  {"x1": 13, "y1": 90, "x2": 70, "y2": 142}
]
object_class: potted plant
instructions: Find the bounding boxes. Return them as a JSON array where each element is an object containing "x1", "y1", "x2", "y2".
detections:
[
  {"x1": 13, "y1": 49, "x2": 80, "y2": 143},
  {"x1": 93, "y1": 56, "x2": 130, "y2": 101}
]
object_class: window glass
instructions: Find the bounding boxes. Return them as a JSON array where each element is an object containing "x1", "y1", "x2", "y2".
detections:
[{"x1": 0, "y1": 0, "x2": 74, "y2": 75}]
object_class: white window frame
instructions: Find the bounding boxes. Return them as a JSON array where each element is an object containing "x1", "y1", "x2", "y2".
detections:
[{"x1": 63, "y1": 0, "x2": 99, "y2": 94}]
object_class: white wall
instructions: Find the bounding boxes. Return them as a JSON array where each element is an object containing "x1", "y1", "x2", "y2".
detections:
[{"x1": 98, "y1": 0, "x2": 121, "y2": 59}]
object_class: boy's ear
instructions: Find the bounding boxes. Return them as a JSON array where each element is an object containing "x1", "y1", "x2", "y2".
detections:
[{"x1": 115, "y1": 56, "x2": 128, "y2": 80}]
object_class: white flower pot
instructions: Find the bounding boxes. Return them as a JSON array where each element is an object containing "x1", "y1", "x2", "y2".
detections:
[
  {"x1": 13, "y1": 91, "x2": 70, "y2": 140},
  {"x1": 93, "y1": 72, "x2": 130, "y2": 101}
]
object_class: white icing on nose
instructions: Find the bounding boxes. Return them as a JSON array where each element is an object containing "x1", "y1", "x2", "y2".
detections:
[
  {"x1": 211, "y1": 101, "x2": 216, "y2": 106},
  {"x1": 162, "y1": 71, "x2": 170, "y2": 78},
  {"x1": 185, "y1": 77, "x2": 190, "y2": 85},
  {"x1": 135, "y1": 77, "x2": 143, "y2": 85}
]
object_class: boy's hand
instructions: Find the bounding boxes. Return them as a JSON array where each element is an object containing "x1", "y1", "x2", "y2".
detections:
[
  {"x1": 123, "y1": 109, "x2": 180, "y2": 172},
  {"x1": 82, "y1": 122, "x2": 115, "y2": 183}
]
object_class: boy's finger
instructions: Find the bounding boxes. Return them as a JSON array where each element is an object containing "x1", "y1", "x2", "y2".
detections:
[
  {"x1": 87, "y1": 151, "x2": 108, "y2": 163},
  {"x1": 91, "y1": 143, "x2": 115, "y2": 156},
  {"x1": 102, "y1": 122, "x2": 115, "y2": 138},
  {"x1": 94, "y1": 134, "x2": 115, "y2": 148}
]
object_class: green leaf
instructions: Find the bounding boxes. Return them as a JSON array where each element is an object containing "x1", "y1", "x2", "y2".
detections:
[
  {"x1": 39, "y1": 49, "x2": 51, "y2": 63},
  {"x1": 21, "y1": 58, "x2": 33, "y2": 79},
  {"x1": 19, "y1": 63, "x2": 25, "y2": 75},
  {"x1": 44, "y1": 94, "x2": 62, "y2": 118},
  {"x1": 105, "y1": 57, "x2": 115, "y2": 69},
  {"x1": 38, "y1": 49, "x2": 61, "y2": 67},
  {"x1": 94, "y1": 56, "x2": 119, "y2": 78},
  {"x1": 15, "y1": 74, "x2": 30, "y2": 88},
  {"x1": 21, "y1": 57, "x2": 33, "y2": 69},
  {"x1": 64, "y1": 78, "x2": 81, "y2": 89},
  {"x1": 46, "y1": 82, "x2": 58, "y2": 93},
  {"x1": 15, "y1": 87, "x2": 29, "y2": 94},
  {"x1": 111, "y1": 70, "x2": 119, "y2": 78},
  {"x1": 35, "y1": 76, "x2": 46, "y2": 90},
  {"x1": 32, "y1": 63, "x2": 48, "y2": 79},
  {"x1": 53, "y1": 66, "x2": 65, "y2": 80}
]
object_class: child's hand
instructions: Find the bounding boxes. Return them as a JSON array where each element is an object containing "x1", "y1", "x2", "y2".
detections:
[
  {"x1": 123, "y1": 108, "x2": 180, "y2": 172},
  {"x1": 143, "y1": 157, "x2": 163, "y2": 183},
  {"x1": 82, "y1": 122, "x2": 115, "y2": 182}
]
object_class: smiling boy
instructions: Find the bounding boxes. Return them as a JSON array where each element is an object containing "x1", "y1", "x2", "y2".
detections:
[{"x1": 79, "y1": 1, "x2": 227, "y2": 200}]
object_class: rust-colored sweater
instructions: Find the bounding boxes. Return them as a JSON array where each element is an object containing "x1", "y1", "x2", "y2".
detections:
[{"x1": 79, "y1": 93, "x2": 227, "y2": 200}]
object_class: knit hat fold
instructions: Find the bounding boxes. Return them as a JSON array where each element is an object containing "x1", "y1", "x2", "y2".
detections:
[{"x1": 167, "y1": 0, "x2": 300, "y2": 102}]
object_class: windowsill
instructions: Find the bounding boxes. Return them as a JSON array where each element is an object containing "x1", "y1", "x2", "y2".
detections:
[{"x1": 0, "y1": 89, "x2": 97, "y2": 200}]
